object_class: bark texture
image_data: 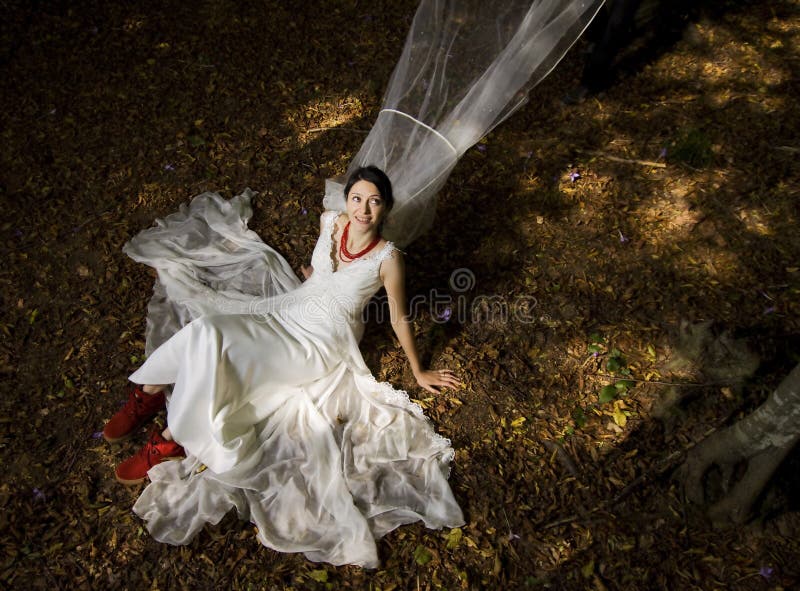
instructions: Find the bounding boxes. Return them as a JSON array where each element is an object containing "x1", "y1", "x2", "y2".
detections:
[{"x1": 679, "y1": 362, "x2": 800, "y2": 527}]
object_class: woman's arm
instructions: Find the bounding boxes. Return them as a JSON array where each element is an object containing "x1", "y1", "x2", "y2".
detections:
[{"x1": 381, "y1": 251, "x2": 460, "y2": 394}]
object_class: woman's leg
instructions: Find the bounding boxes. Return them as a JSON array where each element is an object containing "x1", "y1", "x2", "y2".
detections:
[
  {"x1": 142, "y1": 384, "x2": 167, "y2": 394},
  {"x1": 139, "y1": 386, "x2": 174, "y2": 440},
  {"x1": 137, "y1": 387, "x2": 175, "y2": 441}
]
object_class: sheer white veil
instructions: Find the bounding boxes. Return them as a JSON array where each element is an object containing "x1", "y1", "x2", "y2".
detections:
[
  {"x1": 323, "y1": 0, "x2": 604, "y2": 246},
  {"x1": 126, "y1": 0, "x2": 604, "y2": 353}
]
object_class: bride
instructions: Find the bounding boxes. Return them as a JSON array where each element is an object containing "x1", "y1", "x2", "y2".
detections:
[{"x1": 103, "y1": 165, "x2": 465, "y2": 568}]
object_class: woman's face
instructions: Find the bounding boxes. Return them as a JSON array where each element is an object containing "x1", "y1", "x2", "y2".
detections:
[{"x1": 346, "y1": 180, "x2": 387, "y2": 233}]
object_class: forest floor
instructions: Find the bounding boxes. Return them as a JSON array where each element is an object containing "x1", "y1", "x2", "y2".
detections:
[{"x1": 2, "y1": 0, "x2": 800, "y2": 589}]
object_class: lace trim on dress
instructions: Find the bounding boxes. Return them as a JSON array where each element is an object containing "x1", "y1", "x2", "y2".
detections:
[
  {"x1": 361, "y1": 373, "x2": 455, "y2": 465},
  {"x1": 319, "y1": 210, "x2": 342, "y2": 273},
  {"x1": 321, "y1": 210, "x2": 341, "y2": 233},
  {"x1": 374, "y1": 241, "x2": 397, "y2": 267},
  {"x1": 321, "y1": 210, "x2": 341, "y2": 265}
]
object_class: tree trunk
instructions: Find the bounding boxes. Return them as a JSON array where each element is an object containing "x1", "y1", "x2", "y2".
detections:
[{"x1": 678, "y1": 361, "x2": 800, "y2": 527}]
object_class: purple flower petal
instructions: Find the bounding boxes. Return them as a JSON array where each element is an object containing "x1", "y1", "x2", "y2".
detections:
[
  {"x1": 759, "y1": 566, "x2": 774, "y2": 579},
  {"x1": 301, "y1": 208, "x2": 308, "y2": 216},
  {"x1": 569, "y1": 171, "x2": 580, "y2": 182},
  {"x1": 763, "y1": 306, "x2": 776, "y2": 315},
  {"x1": 32, "y1": 488, "x2": 46, "y2": 502},
  {"x1": 164, "y1": 164, "x2": 176, "y2": 171},
  {"x1": 436, "y1": 307, "x2": 453, "y2": 322},
  {"x1": 476, "y1": 145, "x2": 487, "y2": 153},
  {"x1": 91, "y1": 430, "x2": 104, "y2": 439},
  {"x1": 618, "y1": 230, "x2": 628, "y2": 243},
  {"x1": 659, "y1": 147, "x2": 668, "y2": 159}
]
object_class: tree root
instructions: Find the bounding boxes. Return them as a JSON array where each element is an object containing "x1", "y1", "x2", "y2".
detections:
[{"x1": 677, "y1": 362, "x2": 800, "y2": 527}]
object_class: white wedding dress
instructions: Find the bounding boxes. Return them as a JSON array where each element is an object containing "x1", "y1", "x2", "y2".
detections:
[{"x1": 124, "y1": 192, "x2": 463, "y2": 568}]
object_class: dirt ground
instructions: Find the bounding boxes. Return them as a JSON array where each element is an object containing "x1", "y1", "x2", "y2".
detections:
[{"x1": 2, "y1": 0, "x2": 799, "y2": 589}]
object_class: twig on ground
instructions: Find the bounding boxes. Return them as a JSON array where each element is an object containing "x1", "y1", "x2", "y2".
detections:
[
  {"x1": 611, "y1": 451, "x2": 683, "y2": 504},
  {"x1": 578, "y1": 149, "x2": 667, "y2": 168},
  {"x1": 594, "y1": 374, "x2": 744, "y2": 388},
  {"x1": 306, "y1": 127, "x2": 369, "y2": 134},
  {"x1": 541, "y1": 437, "x2": 713, "y2": 530},
  {"x1": 543, "y1": 514, "x2": 580, "y2": 530}
]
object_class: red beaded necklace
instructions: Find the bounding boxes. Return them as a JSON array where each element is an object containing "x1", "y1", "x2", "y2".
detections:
[{"x1": 339, "y1": 221, "x2": 381, "y2": 262}]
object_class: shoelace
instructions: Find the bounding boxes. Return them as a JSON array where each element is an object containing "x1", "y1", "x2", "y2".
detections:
[
  {"x1": 132, "y1": 436, "x2": 161, "y2": 470},
  {"x1": 122, "y1": 393, "x2": 146, "y2": 417}
]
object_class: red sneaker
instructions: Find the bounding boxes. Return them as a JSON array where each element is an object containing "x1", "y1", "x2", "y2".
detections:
[
  {"x1": 115, "y1": 427, "x2": 185, "y2": 485},
  {"x1": 103, "y1": 386, "x2": 166, "y2": 443}
]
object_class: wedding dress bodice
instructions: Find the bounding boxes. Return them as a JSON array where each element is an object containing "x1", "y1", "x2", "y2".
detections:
[{"x1": 274, "y1": 210, "x2": 395, "y2": 343}]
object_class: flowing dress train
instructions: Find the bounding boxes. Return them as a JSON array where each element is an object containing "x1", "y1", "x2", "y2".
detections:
[{"x1": 124, "y1": 194, "x2": 464, "y2": 568}]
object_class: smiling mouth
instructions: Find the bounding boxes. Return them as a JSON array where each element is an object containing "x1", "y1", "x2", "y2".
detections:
[{"x1": 355, "y1": 216, "x2": 372, "y2": 224}]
